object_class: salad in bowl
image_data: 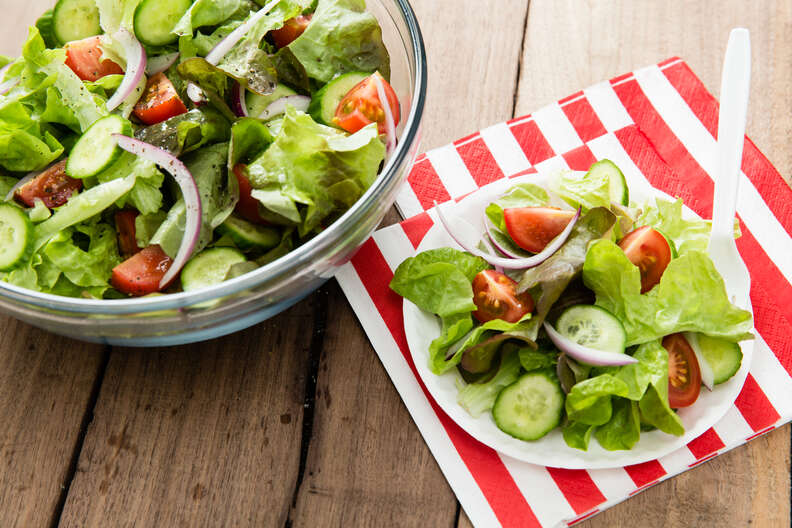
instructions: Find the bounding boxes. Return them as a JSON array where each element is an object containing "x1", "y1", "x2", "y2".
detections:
[
  {"x1": 0, "y1": 0, "x2": 400, "y2": 300},
  {"x1": 392, "y1": 160, "x2": 753, "y2": 466}
]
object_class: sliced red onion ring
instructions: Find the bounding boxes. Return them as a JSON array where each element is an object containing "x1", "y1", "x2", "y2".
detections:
[
  {"x1": 372, "y1": 73, "x2": 396, "y2": 157},
  {"x1": 544, "y1": 322, "x2": 637, "y2": 366},
  {"x1": 146, "y1": 52, "x2": 179, "y2": 76},
  {"x1": 186, "y1": 83, "x2": 207, "y2": 105},
  {"x1": 258, "y1": 94, "x2": 310, "y2": 120},
  {"x1": 205, "y1": 0, "x2": 280, "y2": 65},
  {"x1": 113, "y1": 134, "x2": 202, "y2": 289},
  {"x1": 4, "y1": 170, "x2": 37, "y2": 202},
  {"x1": 231, "y1": 83, "x2": 249, "y2": 117},
  {"x1": 435, "y1": 201, "x2": 580, "y2": 270},
  {"x1": 483, "y1": 212, "x2": 525, "y2": 259},
  {"x1": 106, "y1": 29, "x2": 147, "y2": 111}
]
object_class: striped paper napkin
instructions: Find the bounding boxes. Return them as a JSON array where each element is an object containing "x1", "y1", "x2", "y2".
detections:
[{"x1": 336, "y1": 57, "x2": 792, "y2": 527}]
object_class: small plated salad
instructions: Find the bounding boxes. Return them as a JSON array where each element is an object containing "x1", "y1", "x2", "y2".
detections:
[
  {"x1": 0, "y1": 0, "x2": 399, "y2": 298},
  {"x1": 391, "y1": 160, "x2": 753, "y2": 457}
]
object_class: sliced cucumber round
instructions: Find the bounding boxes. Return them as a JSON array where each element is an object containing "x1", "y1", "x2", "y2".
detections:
[
  {"x1": 308, "y1": 72, "x2": 370, "y2": 126},
  {"x1": 66, "y1": 116, "x2": 133, "y2": 179},
  {"x1": 0, "y1": 204, "x2": 33, "y2": 271},
  {"x1": 694, "y1": 334, "x2": 743, "y2": 385},
  {"x1": 180, "y1": 247, "x2": 247, "y2": 292},
  {"x1": 587, "y1": 159, "x2": 628, "y2": 206},
  {"x1": 556, "y1": 304, "x2": 626, "y2": 354},
  {"x1": 53, "y1": 0, "x2": 101, "y2": 45},
  {"x1": 217, "y1": 215, "x2": 280, "y2": 251},
  {"x1": 492, "y1": 371, "x2": 564, "y2": 441},
  {"x1": 133, "y1": 0, "x2": 193, "y2": 47},
  {"x1": 654, "y1": 228, "x2": 678, "y2": 258},
  {"x1": 246, "y1": 84, "x2": 297, "y2": 118}
]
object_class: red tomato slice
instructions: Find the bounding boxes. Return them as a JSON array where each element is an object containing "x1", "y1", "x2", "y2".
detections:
[
  {"x1": 618, "y1": 226, "x2": 672, "y2": 293},
  {"x1": 502, "y1": 207, "x2": 575, "y2": 253},
  {"x1": 663, "y1": 333, "x2": 702, "y2": 408},
  {"x1": 232, "y1": 164, "x2": 269, "y2": 225},
  {"x1": 334, "y1": 72, "x2": 400, "y2": 135},
  {"x1": 269, "y1": 14, "x2": 312, "y2": 48},
  {"x1": 133, "y1": 73, "x2": 188, "y2": 126},
  {"x1": 471, "y1": 270, "x2": 535, "y2": 323},
  {"x1": 14, "y1": 160, "x2": 82, "y2": 209},
  {"x1": 115, "y1": 210, "x2": 140, "y2": 258},
  {"x1": 110, "y1": 245, "x2": 173, "y2": 297},
  {"x1": 64, "y1": 36, "x2": 124, "y2": 82}
]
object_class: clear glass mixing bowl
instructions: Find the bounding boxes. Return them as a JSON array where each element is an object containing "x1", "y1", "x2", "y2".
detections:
[{"x1": 0, "y1": 0, "x2": 426, "y2": 346}]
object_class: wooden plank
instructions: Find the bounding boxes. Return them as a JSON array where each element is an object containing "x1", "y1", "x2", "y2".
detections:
[
  {"x1": 0, "y1": 317, "x2": 105, "y2": 528},
  {"x1": 289, "y1": 0, "x2": 530, "y2": 525},
  {"x1": 0, "y1": 0, "x2": 46, "y2": 56},
  {"x1": 58, "y1": 301, "x2": 318, "y2": 527},
  {"x1": 517, "y1": 1, "x2": 792, "y2": 527}
]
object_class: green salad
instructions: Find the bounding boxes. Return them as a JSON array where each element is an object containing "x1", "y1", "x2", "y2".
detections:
[
  {"x1": 390, "y1": 160, "x2": 753, "y2": 451},
  {"x1": 0, "y1": 0, "x2": 399, "y2": 298}
]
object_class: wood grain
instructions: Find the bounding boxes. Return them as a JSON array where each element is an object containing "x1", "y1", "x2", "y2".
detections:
[
  {"x1": 58, "y1": 301, "x2": 318, "y2": 527},
  {"x1": 517, "y1": 1, "x2": 791, "y2": 527}
]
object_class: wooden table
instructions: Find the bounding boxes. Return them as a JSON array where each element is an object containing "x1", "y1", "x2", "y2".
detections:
[{"x1": 1, "y1": 1, "x2": 790, "y2": 526}]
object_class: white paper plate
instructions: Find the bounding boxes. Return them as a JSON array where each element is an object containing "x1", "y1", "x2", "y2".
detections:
[{"x1": 403, "y1": 170, "x2": 754, "y2": 469}]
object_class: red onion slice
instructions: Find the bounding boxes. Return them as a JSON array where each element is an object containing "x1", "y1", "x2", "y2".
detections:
[
  {"x1": 205, "y1": 0, "x2": 280, "y2": 65},
  {"x1": 435, "y1": 201, "x2": 580, "y2": 270},
  {"x1": 4, "y1": 170, "x2": 37, "y2": 202},
  {"x1": 146, "y1": 52, "x2": 179, "y2": 76},
  {"x1": 372, "y1": 73, "x2": 396, "y2": 157},
  {"x1": 113, "y1": 134, "x2": 202, "y2": 289},
  {"x1": 106, "y1": 29, "x2": 147, "y2": 111},
  {"x1": 231, "y1": 83, "x2": 249, "y2": 117},
  {"x1": 483, "y1": 212, "x2": 525, "y2": 259},
  {"x1": 258, "y1": 95, "x2": 310, "y2": 120},
  {"x1": 544, "y1": 322, "x2": 637, "y2": 366}
]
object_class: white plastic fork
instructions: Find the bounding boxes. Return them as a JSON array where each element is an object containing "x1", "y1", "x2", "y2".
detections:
[{"x1": 708, "y1": 28, "x2": 752, "y2": 314}]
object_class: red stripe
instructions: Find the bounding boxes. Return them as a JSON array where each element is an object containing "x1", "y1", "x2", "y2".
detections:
[
  {"x1": 686, "y1": 427, "x2": 724, "y2": 459},
  {"x1": 545, "y1": 468, "x2": 607, "y2": 515},
  {"x1": 456, "y1": 137, "x2": 505, "y2": 187},
  {"x1": 688, "y1": 452, "x2": 719, "y2": 468},
  {"x1": 562, "y1": 144, "x2": 598, "y2": 171},
  {"x1": 733, "y1": 374, "x2": 781, "y2": 431},
  {"x1": 561, "y1": 97, "x2": 607, "y2": 142},
  {"x1": 399, "y1": 212, "x2": 433, "y2": 249},
  {"x1": 453, "y1": 131, "x2": 480, "y2": 146},
  {"x1": 657, "y1": 56, "x2": 681, "y2": 68},
  {"x1": 623, "y1": 460, "x2": 666, "y2": 488},
  {"x1": 567, "y1": 508, "x2": 600, "y2": 525},
  {"x1": 509, "y1": 119, "x2": 556, "y2": 165},
  {"x1": 407, "y1": 157, "x2": 450, "y2": 211},
  {"x1": 745, "y1": 425, "x2": 776, "y2": 441},
  {"x1": 661, "y1": 61, "x2": 792, "y2": 237},
  {"x1": 559, "y1": 90, "x2": 584, "y2": 106},
  {"x1": 350, "y1": 240, "x2": 541, "y2": 528},
  {"x1": 610, "y1": 71, "x2": 633, "y2": 85},
  {"x1": 509, "y1": 166, "x2": 539, "y2": 179}
]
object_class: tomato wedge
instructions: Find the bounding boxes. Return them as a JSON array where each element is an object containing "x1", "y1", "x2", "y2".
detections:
[
  {"x1": 115, "y1": 210, "x2": 140, "y2": 258},
  {"x1": 14, "y1": 160, "x2": 82, "y2": 209},
  {"x1": 110, "y1": 245, "x2": 173, "y2": 297},
  {"x1": 618, "y1": 226, "x2": 672, "y2": 293},
  {"x1": 269, "y1": 14, "x2": 312, "y2": 48},
  {"x1": 232, "y1": 164, "x2": 269, "y2": 225},
  {"x1": 64, "y1": 36, "x2": 124, "y2": 82},
  {"x1": 133, "y1": 73, "x2": 188, "y2": 126},
  {"x1": 334, "y1": 72, "x2": 400, "y2": 135},
  {"x1": 503, "y1": 207, "x2": 576, "y2": 253},
  {"x1": 663, "y1": 333, "x2": 702, "y2": 408},
  {"x1": 471, "y1": 270, "x2": 535, "y2": 323}
]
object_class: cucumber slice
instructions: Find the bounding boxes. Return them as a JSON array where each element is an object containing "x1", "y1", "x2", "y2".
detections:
[
  {"x1": 246, "y1": 84, "x2": 298, "y2": 118},
  {"x1": 0, "y1": 204, "x2": 33, "y2": 271},
  {"x1": 308, "y1": 72, "x2": 370, "y2": 126},
  {"x1": 587, "y1": 159, "x2": 628, "y2": 206},
  {"x1": 492, "y1": 371, "x2": 564, "y2": 441},
  {"x1": 181, "y1": 247, "x2": 247, "y2": 292},
  {"x1": 654, "y1": 228, "x2": 679, "y2": 258},
  {"x1": 133, "y1": 0, "x2": 193, "y2": 47},
  {"x1": 556, "y1": 304, "x2": 627, "y2": 354},
  {"x1": 689, "y1": 333, "x2": 743, "y2": 385},
  {"x1": 66, "y1": 116, "x2": 132, "y2": 179},
  {"x1": 217, "y1": 215, "x2": 280, "y2": 251},
  {"x1": 53, "y1": 0, "x2": 101, "y2": 45}
]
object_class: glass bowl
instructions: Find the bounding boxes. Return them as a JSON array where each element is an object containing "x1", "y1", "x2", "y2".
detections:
[{"x1": 0, "y1": 0, "x2": 427, "y2": 346}]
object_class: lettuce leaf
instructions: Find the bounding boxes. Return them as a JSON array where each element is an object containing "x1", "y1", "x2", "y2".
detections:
[
  {"x1": 42, "y1": 221, "x2": 120, "y2": 288},
  {"x1": 582, "y1": 239, "x2": 753, "y2": 345},
  {"x1": 457, "y1": 347, "x2": 521, "y2": 417},
  {"x1": 173, "y1": 0, "x2": 251, "y2": 36},
  {"x1": 563, "y1": 421, "x2": 596, "y2": 450},
  {"x1": 95, "y1": 152, "x2": 166, "y2": 215},
  {"x1": 552, "y1": 169, "x2": 610, "y2": 211},
  {"x1": 565, "y1": 374, "x2": 629, "y2": 426},
  {"x1": 594, "y1": 398, "x2": 641, "y2": 450},
  {"x1": 485, "y1": 182, "x2": 549, "y2": 232},
  {"x1": 635, "y1": 198, "x2": 723, "y2": 256},
  {"x1": 135, "y1": 108, "x2": 231, "y2": 157}
]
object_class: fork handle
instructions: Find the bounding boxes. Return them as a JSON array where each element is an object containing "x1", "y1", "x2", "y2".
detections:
[{"x1": 710, "y1": 28, "x2": 751, "y2": 244}]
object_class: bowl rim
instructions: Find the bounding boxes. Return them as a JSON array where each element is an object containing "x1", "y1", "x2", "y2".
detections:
[{"x1": 0, "y1": 0, "x2": 427, "y2": 315}]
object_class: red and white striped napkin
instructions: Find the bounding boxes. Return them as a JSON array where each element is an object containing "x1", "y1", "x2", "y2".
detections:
[{"x1": 336, "y1": 57, "x2": 792, "y2": 527}]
